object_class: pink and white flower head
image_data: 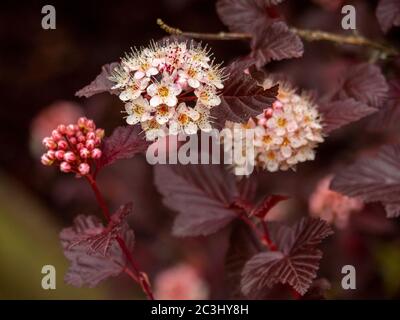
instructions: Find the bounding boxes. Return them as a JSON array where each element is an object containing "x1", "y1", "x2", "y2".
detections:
[
  {"x1": 40, "y1": 117, "x2": 103, "y2": 177},
  {"x1": 309, "y1": 175, "x2": 364, "y2": 229},
  {"x1": 110, "y1": 40, "x2": 225, "y2": 141},
  {"x1": 225, "y1": 79, "x2": 324, "y2": 173},
  {"x1": 154, "y1": 263, "x2": 209, "y2": 300}
]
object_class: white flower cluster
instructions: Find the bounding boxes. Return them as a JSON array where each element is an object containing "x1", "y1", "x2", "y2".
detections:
[
  {"x1": 226, "y1": 82, "x2": 324, "y2": 173},
  {"x1": 110, "y1": 41, "x2": 225, "y2": 141}
]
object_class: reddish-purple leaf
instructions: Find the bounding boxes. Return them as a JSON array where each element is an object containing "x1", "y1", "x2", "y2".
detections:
[
  {"x1": 75, "y1": 62, "x2": 119, "y2": 98},
  {"x1": 367, "y1": 78, "x2": 400, "y2": 132},
  {"x1": 97, "y1": 126, "x2": 150, "y2": 170},
  {"x1": 250, "y1": 194, "x2": 289, "y2": 219},
  {"x1": 60, "y1": 211, "x2": 135, "y2": 288},
  {"x1": 241, "y1": 218, "x2": 333, "y2": 297},
  {"x1": 216, "y1": 0, "x2": 281, "y2": 33},
  {"x1": 319, "y1": 98, "x2": 377, "y2": 133},
  {"x1": 225, "y1": 222, "x2": 259, "y2": 299},
  {"x1": 376, "y1": 0, "x2": 400, "y2": 33},
  {"x1": 331, "y1": 144, "x2": 400, "y2": 218},
  {"x1": 64, "y1": 203, "x2": 133, "y2": 256},
  {"x1": 212, "y1": 64, "x2": 278, "y2": 128},
  {"x1": 154, "y1": 162, "x2": 239, "y2": 236},
  {"x1": 334, "y1": 63, "x2": 388, "y2": 109},
  {"x1": 250, "y1": 22, "x2": 304, "y2": 67}
]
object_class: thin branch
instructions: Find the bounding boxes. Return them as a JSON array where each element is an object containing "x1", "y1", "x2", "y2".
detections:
[{"x1": 157, "y1": 18, "x2": 398, "y2": 58}]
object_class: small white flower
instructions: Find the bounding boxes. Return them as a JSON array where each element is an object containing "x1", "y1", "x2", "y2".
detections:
[
  {"x1": 178, "y1": 64, "x2": 204, "y2": 89},
  {"x1": 147, "y1": 74, "x2": 182, "y2": 107},
  {"x1": 194, "y1": 103, "x2": 213, "y2": 132},
  {"x1": 195, "y1": 86, "x2": 221, "y2": 107},
  {"x1": 141, "y1": 119, "x2": 165, "y2": 141},
  {"x1": 119, "y1": 78, "x2": 150, "y2": 102},
  {"x1": 125, "y1": 96, "x2": 154, "y2": 125},
  {"x1": 169, "y1": 103, "x2": 199, "y2": 135},
  {"x1": 204, "y1": 67, "x2": 224, "y2": 89},
  {"x1": 154, "y1": 104, "x2": 175, "y2": 125}
]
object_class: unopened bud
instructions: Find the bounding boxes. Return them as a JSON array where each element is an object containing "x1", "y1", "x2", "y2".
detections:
[
  {"x1": 51, "y1": 129, "x2": 62, "y2": 141},
  {"x1": 43, "y1": 137, "x2": 57, "y2": 150},
  {"x1": 41, "y1": 154, "x2": 53, "y2": 166},
  {"x1": 60, "y1": 161, "x2": 72, "y2": 173},
  {"x1": 57, "y1": 140, "x2": 68, "y2": 150},
  {"x1": 64, "y1": 151, "x2": 76, "y2": 162},
  {"x1": 86, "y1": 139, "x2": 95, "y2": 150},
  {"x1": 78, "y1": 163, "x2": 90, "y2": 175},
  {"x1": 55, "y1": 150, "x2": 65, "y2": 160},
  {"x1": 57, "y1": 124, "x2": 67, "y2": 134},
  {"x1": 79, "y1": 148, "x2": 90, "y2": 159},
  {"x1": 91, "y1": 148, "x2": 102, "y2": 159}
]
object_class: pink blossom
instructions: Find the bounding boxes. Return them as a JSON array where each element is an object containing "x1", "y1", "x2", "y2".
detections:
[
  {"x1": 154, "y1": 264, "x2": 209, "y2": 300},
  {"x1": 309, "y1": 175, "x2": 364, "y2": 228}
]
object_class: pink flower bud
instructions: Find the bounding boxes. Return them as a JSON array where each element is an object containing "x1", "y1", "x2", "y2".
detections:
[
  {"x1": 66, "y1": 124, "x2": 76, "y2": 136},
  {"x1": 86, "y1": 139, "x2": 95, "y2": 150},
  {"x1": 94, "y1": 137, "x2": 102, "y2": 145},
  {"x1": 86, "y1": 120, "x2": 95, "y2": 130},
  {"x1": 76, "y1": 143, "x2": 84, "y2": 150},
  {"x1": 60, "y1": 161, "x2": 72, "y2": 173},
  {"x1": 78, "y1": 163, "x2": 90, "y2": 175},
  {"x1": 77, "y1": 135, "x2": 86, "y2": 143},
  {"x1": 79, "y1": 148, "x2": 90, "y2": 159},
  {"x1": 42, "y1": 137, "x2": 57, "y2": 150},
  {"x1": 46, "y1": 150, "x2": 56, "y2": 160},
  {"x1": 91, "y1": 148, "x2": 102, "y2": 159},
  {"x1": 57, "y1": 124, "x2": 67, "y2": 135},
  {"x1": 69, "y1": 137, "x2": 77, "y2": 145},
  {"x1": 64, "y1": 151, "x2": 76, "y2": 162},
  {"x1": 57, "y1": 139, "x2": 68, "y2": 150},
  {"x1": 86, "y1": 131, "x2": 96, "y2": 140},
  {"x1": 95, "y1": 129, "x2": 105, "y2": 139},
  {"x1": 41, "y1": 154, "x2": 53, "y2": 166},
  {"x1": 264, "y1": 108, "x2": 273, "y2": 119},
  {"x1": 273, "y1": 100, "x2": 283, "y2": 109},
  {"x1": 77, "y1": 117, "x2": 88, "y2": 128},
  {"x1": 51, "y1": 129, "x2": 62, "y2": 141},
  {"x1": 55, "y1": 150, "x2": 65, "y2": 160}
]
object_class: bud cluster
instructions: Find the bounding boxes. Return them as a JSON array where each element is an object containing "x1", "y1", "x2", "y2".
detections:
[{"x1": 41, "y1": 117, "x2": 104, "y2": 176}]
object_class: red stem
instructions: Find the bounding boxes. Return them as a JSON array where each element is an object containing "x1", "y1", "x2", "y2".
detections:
[
  {"x1": 260, "y1": 220, "x2": 277, "y2": 251},
  {"x1": 85, "y1": 174, "x2": 111, "y2": 221},
  {"x1": 85, "y1": 174, "x2": 154, "y2": 300}
]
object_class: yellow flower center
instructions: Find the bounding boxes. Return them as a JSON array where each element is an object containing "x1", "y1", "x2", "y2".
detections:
[
  {"x1": 277, "y1": 117, "x2": 287, "y2": 127},
  {"x1": 132, "y1": 104, "x2": 144, "y2": 115},
  {"x1": 158, "y1": 86, "x2": 169, "y2": 97},
  {"x1": 178, "y1": 113, "x2": 189, "y2": 125},
  {"x1": 267, "y1": 151, "x2": 276, "y2": 160},
  {"x1": 262, "y1": 135, "x2": 272, "y2": 144},
  {"x1": 157, "y1": 105, "x2": 169, "y2": 115}
]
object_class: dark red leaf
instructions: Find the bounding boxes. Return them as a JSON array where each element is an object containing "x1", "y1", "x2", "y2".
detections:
[
  {"x1": 376, "y1": 0, "x2": 400, "y2": 33},
  {"x1": 225, "y1": 222, "x2": 259, "y2": 299},
  {"x1": 334, "y1": 63, "x2": 388, "y2": 109},
  {"x1": 60, "y1": 210, "x2": 135, "y2": 287},
  {"x1": 75, "y1": 62, "x2": 119, "y2": 98},
  {"x1": 319, "y1": 98, "x2": 377, "y2": 133},
  {"x1": 250, "y1": 194, "x2": 289, "y2": 219},
  {"x1": 216, "y1": 0, "x2": 281, "y2": 33},
  {"x1": 331, "y1": 144, "x2": 400, "y2": 218},
  {"x1": 97, "y1": 126, "x2": 150, "y2": 170},
  {"x1": 64, "y1": 203, "x2": 133, "y2": 256},
  {"x1": 241, "y1": 218, "x2": 333, "y2": 297},
  {"x1": 212, "y1": 63, "x2": 278, "y2": 128},
  {"x1": 154, "y1": 162, "x2": 239, "y2": 236},
  {"x1": 250, "y1": 22, "x2": 304, "y2": 67}
]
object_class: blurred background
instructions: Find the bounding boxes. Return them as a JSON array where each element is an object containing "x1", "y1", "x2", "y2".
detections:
[{"x1": 0, "y1": 0, "x2": 400, "y2": 299}]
